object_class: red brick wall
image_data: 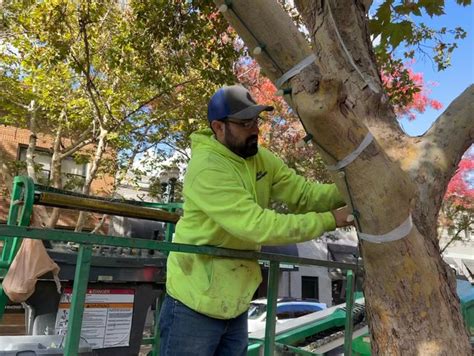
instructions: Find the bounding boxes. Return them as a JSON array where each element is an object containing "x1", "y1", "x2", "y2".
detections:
[{"x1": 0, "y1": 125, "x2": 114, "y2": 230}]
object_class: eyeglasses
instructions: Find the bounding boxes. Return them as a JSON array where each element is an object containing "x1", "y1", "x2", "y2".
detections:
[{"x1": 223, "y1": 116, "x2": 262, "y2": 129}]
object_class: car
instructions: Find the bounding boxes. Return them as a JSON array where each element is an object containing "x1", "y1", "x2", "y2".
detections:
[{"x1": 247, "y1": 298, "x2": 327, "y2": 333}]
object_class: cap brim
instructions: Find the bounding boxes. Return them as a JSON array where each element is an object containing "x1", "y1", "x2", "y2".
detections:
[{"x1": 227, "y1": 105, "x2": 274, "y2": 120}]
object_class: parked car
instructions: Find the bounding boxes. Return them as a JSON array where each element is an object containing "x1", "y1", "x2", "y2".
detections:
[{"x1": 247, "y1": 298, "x2": 327, "y2": 333}]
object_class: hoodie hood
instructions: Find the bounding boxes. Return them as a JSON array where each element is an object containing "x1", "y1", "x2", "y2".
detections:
[{"x1": 190, "y1": 128, "x2": 250, "y2": 163}]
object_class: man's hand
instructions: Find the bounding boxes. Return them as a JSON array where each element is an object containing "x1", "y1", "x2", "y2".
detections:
[{"x1": 331, "y1": 206, "x2": 355, "y2": 228}]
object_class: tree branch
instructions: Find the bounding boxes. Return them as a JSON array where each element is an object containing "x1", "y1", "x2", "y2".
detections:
[
  {"x1": 46, "y1": 123, "x2": 64, "y2": 229},
  {"x1": 26, "y1": 99, "x2": 38, "y2": 182},
  {"x1": 425, "y1": 85, "x2": 474, "y2": 162},
  {"x1": 427, "y1": 85, "x2": 473, "y2": 187},
  {"x1": 3, "y1": 96, "x2": 30, "y2": 110},
  {"x1": 75, "y1": 128, "x2": 108, "y2": 232},
  {"x1": 0, "y1": 150, "x2": 14, "y2": 196},
  {"x1": 70, "y1": 49, "x2": 104, "y2": 126},
  {"x1": 406, "y1": 85, "x2": 474, "y2": 228},
  {"x1": 161, "y1": 141, "x2": 191, "y2": 161},
  {"x1": 60, "y1": 137, "x2": 95, "y2": 159},
  {"x1": 214, "y1": 0, "x2": 311, "y2": 83},
  {"x1": 122, "y1": 78, "x2": 204, "y2": 123},
  {"x1": 294, "y1": 0, "x2": 407, "y2": 142},
  {"x1": 70, "y1": 9, "x2": 116, "y2": 128},
  {"x1": 440, "y1": 229, "x2": 463, "y2": 254},
  {"x1": 91, "y1": 214, "x2": 108, "y2": 234},
  {"x1": 68, "y1": 125, "x2": 94, "y2": 149}
]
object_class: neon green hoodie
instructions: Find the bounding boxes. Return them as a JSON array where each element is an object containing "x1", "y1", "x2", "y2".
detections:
[{"x1": 166, "y1": 129, "x2": 344, "y2": 319}]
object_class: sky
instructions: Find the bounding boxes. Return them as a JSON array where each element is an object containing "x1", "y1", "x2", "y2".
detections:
[{"x1": 397, "y1": 2, "x2": 474, "y2": 136}]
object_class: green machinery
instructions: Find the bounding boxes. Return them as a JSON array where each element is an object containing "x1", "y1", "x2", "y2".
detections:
[
  {"x1": 247, "y1": 291, "x2": 367, "y2": 355},
  {"x1": 0, "y1": 176, "x2": 363, "y2": 355},
  {"x1": 1, "y1": 176, "x2": 473, "y2": 355}
]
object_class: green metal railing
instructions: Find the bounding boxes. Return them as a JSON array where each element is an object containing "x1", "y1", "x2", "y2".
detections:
[
  {"x1": 344, "y1": 270, "x2": 355, "y2": 356},
  {"x1": 0, "y1": 176, "x2": 362, "y2": 355},
  {"x1": 0, "y1": 176, "x2": 35, "y2": 316}
]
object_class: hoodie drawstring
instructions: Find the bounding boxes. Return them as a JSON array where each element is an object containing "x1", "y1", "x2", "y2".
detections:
[{"x1": 245, "y1": 160, "x2": 258, "y2": 202}]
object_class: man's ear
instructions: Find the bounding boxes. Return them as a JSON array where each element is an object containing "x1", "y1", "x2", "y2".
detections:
[{"x1": 210, "y1": 120, "x2": 225, "y2": 138}]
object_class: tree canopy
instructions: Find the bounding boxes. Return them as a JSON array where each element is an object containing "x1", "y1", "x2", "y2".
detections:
[
  {"x1": 0, "y1": 0, "x2": 239, "y2": 193},
  {"x1": 0, "y1": 0, "x2": 241, "y2": 228}
]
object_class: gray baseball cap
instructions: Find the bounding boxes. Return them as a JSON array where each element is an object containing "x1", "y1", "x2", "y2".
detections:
[{"x1": 207, "y1": 85, "x2": 273, "y2": 122}]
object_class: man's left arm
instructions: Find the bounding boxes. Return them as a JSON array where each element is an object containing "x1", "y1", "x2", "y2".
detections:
[{"x1": 267, "y1": 150, "x2": 345, "y2": 213}]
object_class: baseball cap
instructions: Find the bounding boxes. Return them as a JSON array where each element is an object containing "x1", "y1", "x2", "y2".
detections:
[{"x1": 207, "y1": 85, "x2": 273, "y2": 122}]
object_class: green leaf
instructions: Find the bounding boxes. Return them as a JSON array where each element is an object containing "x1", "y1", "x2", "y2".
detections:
[
  {"x1": 389, "y1": 21, "x2": 413, "y2": 49},
  {"x1": 419, "y1": 0, "x2": 446, "y2": 17}
]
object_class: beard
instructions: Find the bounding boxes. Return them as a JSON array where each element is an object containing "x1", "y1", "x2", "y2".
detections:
[{"x1": 224, "y1": 131, "x2": 259, "y2": 159}]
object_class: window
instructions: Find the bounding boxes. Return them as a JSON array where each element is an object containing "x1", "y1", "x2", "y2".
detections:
[
  {"x1": 276, "y1": 305, "x2": 294, "y2": 320},
  {"x1": 301, "y1": 276, "x2": 319, "y2": 300},
  {"x1": 332, "y1": 280, "x2": 344, "y2": 305},
  {"x1": 276, "y1": 302, "x2": 325, "y2": 319},
  {"x1": 248, "y1": 303, "x2": 267, "y2": 320},
  {"x1": 18, "y1": 146, "x2": 87, "y2": 191}
]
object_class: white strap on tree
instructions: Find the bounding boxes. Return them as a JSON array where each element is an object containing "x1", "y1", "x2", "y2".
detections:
[
  {"x1": 327, "y1": 132, "x2": 373, "y2": 171},
  {"x1": 275, "y1": 54, "x2": 316, "y2": 89},
  {"x1": 359, "y1": 214, "x2": 413, "y2": 243}
]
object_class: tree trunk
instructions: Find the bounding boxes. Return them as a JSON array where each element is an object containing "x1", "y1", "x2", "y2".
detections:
[
  {"x1": 24, "y1": 97, "x2": 51, "y2": 227},
  {"x1": 47, "y1": 124, "x2": 64, "y2": 229},
  {"x1": 0, "y1": 149, "x2": 14, "y2": 196},
  {"x1": 214, "y1": 0, "x2": 472, "y2": 354},
  {"x1": 25, "y1": 99, "x2": 39, "y2": 182},
  {"x1": 75, "y1": 127, "x2": 108, "y2": 232}
]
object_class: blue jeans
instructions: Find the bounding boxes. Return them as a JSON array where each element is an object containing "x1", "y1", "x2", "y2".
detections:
[{"x1": 159, "y1": 295, "x2": 248, "y2": 356}]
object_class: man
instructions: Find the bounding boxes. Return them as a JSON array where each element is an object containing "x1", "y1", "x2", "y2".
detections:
[{"x1": 159, "y1": 85, "x2": 352, "y2": 355}]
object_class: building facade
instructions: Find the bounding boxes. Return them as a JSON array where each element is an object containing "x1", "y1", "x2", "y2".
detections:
[{"x1": 0, "y1": 125, "x2": 114, "y2": 229}]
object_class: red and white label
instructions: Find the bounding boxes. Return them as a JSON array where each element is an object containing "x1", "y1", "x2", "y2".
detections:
[{"x1": 55, "y1": 288, "x2": 135, "y2": 349}]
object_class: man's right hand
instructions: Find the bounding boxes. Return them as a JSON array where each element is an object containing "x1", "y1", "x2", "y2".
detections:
[{"x1": 331, "y1": 206, "x2": 354, "y2": 228}]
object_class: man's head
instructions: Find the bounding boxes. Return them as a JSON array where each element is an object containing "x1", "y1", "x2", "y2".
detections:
[{"x1": 207, "y1": 85, "x2": 273, "y2": 158}]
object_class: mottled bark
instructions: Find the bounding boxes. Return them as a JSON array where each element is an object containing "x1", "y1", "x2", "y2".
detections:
[
  {"x1": 74, "y1": 127, "x2": 108, "y2": 232},
  {"x1": 0, "y1": 149, "x2": 14, "y2": 196},
  {"x1": 47, "y1": 124, "x2": 63, "y2": 229},
  {"x1": 214, "y1": 0, "x2": 472, "y2": 354},
  {"x1": 25, "y1": 99, "x2": 39, "y2": 182},
  {"x1": 23, "y1": 97, "x2": 51, "y2": 227},
  {"x1": 411, "y1": 86, "x2": 474, "y2": 230}
]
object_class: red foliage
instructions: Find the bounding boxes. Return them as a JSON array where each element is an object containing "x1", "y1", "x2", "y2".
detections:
[
  {"x1": 381, "y1": 60, "x2": 443, "y2": 121},
  {"x1": 445, "y1": 149, "x2": 474, "y2": 208}
]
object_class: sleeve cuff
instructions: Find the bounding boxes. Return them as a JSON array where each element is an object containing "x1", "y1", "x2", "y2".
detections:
[{"x1": 320, "y1": 211, "x2": 337, "y2": 231}]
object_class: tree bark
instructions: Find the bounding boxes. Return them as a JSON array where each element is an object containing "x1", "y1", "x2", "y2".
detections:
[
  {"x1": 46, "y1": 123, "x2": 64, "y2": 229},
  {"x1": 0, "y1": 149, "x2": 14, "y2": 196},
  {"x1": 214, "y1": 0, "x2": 472, "y2": 354},
  {"x1": 26, "y1": 99, "x2": 39, "y2": 182},
  {"x1": 75, "y1": 127, "x2": 108, "y2": 232},
  {"x1": 24, "y1": 96, "x2": 51, "y2": 227}
]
